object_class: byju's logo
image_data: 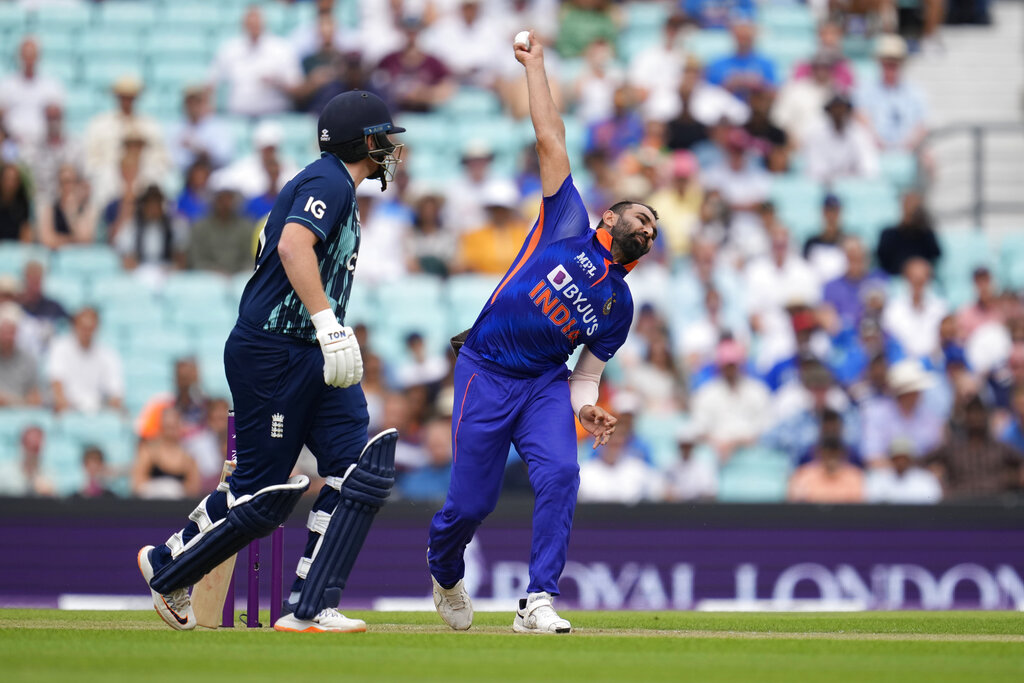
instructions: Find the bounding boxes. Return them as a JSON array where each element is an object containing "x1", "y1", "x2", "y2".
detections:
[{"x1": 546, "y1": 265, "x2": 573, "y2": 291}]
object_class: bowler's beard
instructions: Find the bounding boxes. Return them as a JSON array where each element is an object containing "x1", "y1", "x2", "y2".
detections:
[{"x1": 609, "y1": 215, "x2": 648, "y2": 263}]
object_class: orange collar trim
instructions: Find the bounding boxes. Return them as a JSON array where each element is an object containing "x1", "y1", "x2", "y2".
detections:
[{"x1": 596, "y1": 228, "x2": 638, "y2": 272}]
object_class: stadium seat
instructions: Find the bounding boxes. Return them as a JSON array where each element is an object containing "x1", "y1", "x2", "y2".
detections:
[
  {"x1": 445, "y1": 274, "x2": 500, "y2": 332},
  {"x1": 82, "y1": 61, "x2": 141, "y2": 90},
  {"x1": 150, "y1": 59, "x2": 211, "y2": 91},
  {"x1": 440, "y1": 88, "x2": 502, "y2": 120},
  {"x1": 156, "y1": 2, "x2": 229, "y2": 31},
  {"x1": 35, "y1": 29, "x2": 79, "y2": 60},
  {"x1": 123, "y1": 363, "x2": 174, "y2": 416},
  {"x1": 31, "y1": 3, "x2": 93, "y2": 31},
  {"x1": 77, "y1": 30, "x2": 143, "y2": 60},
  {"x1": 937, "y1": 228, "x2": 993, "y2": 293},
  {"x1": 0, "y1": 407, "x2": 56, "y2": 444},
  {"x1": 52, "y1": 245, "x2": 121, "y2": 281},
  {"x1": 56, "y1": 410, "x2": 129, "y2": 457},
  {"x1": 685, "y1": 31, "x2": 733, "y2": 64},
  {"x1": 759, "y1": 5, "x2": 816, "y2": 37},
  {"x1": 144, "y1": 31, "x2": 214, "y2": 62},
  {"x1": 43, "y1": 274, "x2": 89, "y2": 313},
  {"x1": 634, "y1": 413, "x2": 691, "y2": 469},
  {"x1": 0, "y1": 3, "x2": 28, "y2": 31},
  {"x1": 198, "y1": 354, "x2": 232, "y2": 400},
  {"x1": 161, "y1": 272, "x2": 231, "y2": 306},
  {"x1": 99, "y1": 300, "x2": 165, "y2": 336},
  {"x1": 43, "y1": 434, "x2": 86, "y2": 497},
  {"x1": 0, "y1": 243, "x2": 48, "y2": 276},
  {"x1": 625, "y1": 2, "x2": 668, "y2": 31},
  {"x1": 97, "y1": 1, "x2": 158, "y2": 29},
  {"x1": 716, "y1": 446, "x2": 791, "y2": 502},
  {"x1": 879, "y1": 151, "x2": 918, "y2": 189}
]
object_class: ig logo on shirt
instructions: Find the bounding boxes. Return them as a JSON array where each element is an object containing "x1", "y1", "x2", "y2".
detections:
[
  {"x1": 546, "y1": 265, "x2": 573, "y2": 291},
  {"x1": 304, "y1": 196, "x2": 327, "y2": 219}
]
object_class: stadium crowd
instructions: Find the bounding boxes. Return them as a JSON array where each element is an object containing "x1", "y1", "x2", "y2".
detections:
[{"x1": 0, "y1": 0, "x2": 1019, "y2": 505}]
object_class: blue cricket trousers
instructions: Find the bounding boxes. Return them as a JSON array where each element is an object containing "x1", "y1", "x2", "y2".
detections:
[{"x1": 427, "y1": 347, "x2": 580, "y2": 595}]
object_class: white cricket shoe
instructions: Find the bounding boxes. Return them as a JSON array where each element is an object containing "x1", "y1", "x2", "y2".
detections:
[
  {"x1": 137, "y1": 545, "x2": 196, "y2": 631},
  {"x1": 273, "y1": 608, "x2": 367, "y2": 633},
  {"x1": 512, "y1": 592, "x2": 572, "y2": 634},
  {"x1": 432, "y1": 575, "x2": 473, "y2": 631}
]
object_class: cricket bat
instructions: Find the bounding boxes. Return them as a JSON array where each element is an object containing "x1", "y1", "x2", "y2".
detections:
[{"x1": 192, "y1": 449, "x2": 237, "y2": 628}]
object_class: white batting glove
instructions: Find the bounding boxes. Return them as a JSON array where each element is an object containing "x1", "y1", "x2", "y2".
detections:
[{"x1": 311, "y1": 309, "x2": 363, "y2": 388}]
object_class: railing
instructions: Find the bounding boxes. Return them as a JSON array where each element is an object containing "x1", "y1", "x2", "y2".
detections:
[{"x1": 920, "y1": 122, "x2": 1024, "y2": 228}]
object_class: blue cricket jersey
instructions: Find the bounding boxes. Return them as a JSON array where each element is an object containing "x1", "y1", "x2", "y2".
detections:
[
  {"x1": 237, "y1": 153, "x2": 360, "y2": 342},
  {"x1": 464, "y1": 175, "x2": 635, "y2": 377}
]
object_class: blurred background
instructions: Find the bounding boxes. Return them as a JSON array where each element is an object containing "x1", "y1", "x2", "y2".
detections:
[{"x1": 0, "y1": 0, "x2": 1022, "y2": 611}]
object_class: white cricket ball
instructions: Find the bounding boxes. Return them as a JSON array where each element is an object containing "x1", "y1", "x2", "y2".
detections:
[{"x1": 514, "y1": 31, "x2": 531, "y2": 49}]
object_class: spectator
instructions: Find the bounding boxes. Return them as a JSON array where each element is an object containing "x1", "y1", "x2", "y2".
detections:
[
  {"x1": 131, "y1": 406, "x2": 202, "y2": 499},
  {"x1": 705, "y1": 17, "x2": 778, "y2": 102},
  {"x1": 804, "y1": 92, "x2": 879, "y2": 184},
  {"x1": 21, "y1": 102, "x2": 83, "y2": 202},
  {"x1": 0, "y1": 425, "x2": 55, "y2": 497},
  {"x1": 0, "y1": 162, "x2": 31, "y2": 242},
  {"x1": 648, "y1": 150, "x2": 702, "y2": 259},
  {"x1": 36, "y1": 164, "x2": 96, "y2": 248},
  {"x1": 187, "y1": 183, "x2": 253, "y2": 274},
  {"x1": 744, "y1": 224, "x2": 822, "y2": 324},
  {"x1": 625, "y1": 325, "x2": 686, "y2": 415},
  {"x1": 77, "y1": 445, "x2": 117, "y2": 499},
  {"x1": 397, "y1": 417, "x2": 453, "y2": 501},
  {"x1": 0, "y1": 303, "x2": 40, "y2": 406},
  {"x1": 770, "y1": 357, "x2": 855, "y2": 441},
  {"x1": 47, "y1": 307, "x2": 124, "y2": 414},
  {"x1": 683, "y1": 0, "x2": 755, "y2": 29},
  {"x1": 743, "y1": 85, "x2": 788, "y2": 172},
  {"x1": 295, "y1": 21, "x2": 368, "y2": 114},
  {"x1": 83, "y1": 75, "x2": 169, "y2": 187},
  {"x1": 405, "y1": 185, "x2": 456, "y2": 277},
  {"x1": 214, "y1": 121, "x2": 299, "y2": 206},
  {"x1": 791, "y1": 21, "x2": 855, "y2": 90},
  {"x1": 702, "y1": 129, "x2": 772, "y2": 259},
  {"x1": 578, "y1": 427, "x2": 664, "y2": 504},
  {"x1": 19, "y1": 260, "x2": 69, "y2": 336},
  {"x1": 176, "y1": 155, "x2": 213, "y2": 224},
  {"x1": 787, "y1": 435, "x2": 865, "y2": 503},
  {"x1": 773, "y1": 50, "x2": 838, "y2": 146},
  {"x1": 926, "y1": 396, "x2": 1024, "y2": 500},
  {"x1": 804, "y1": 195, "x2": 849, "y2": 283},
  {"x1": 999, "y1": 383, "x2": 1024, "y2": 453},
  {"x1": 113, "y1": 185, "x2": 188, "y2": 273},
  {"x1": 677, "y1": 286, "x2": 749, "y2": 372},
  {"x1": 629, "y1": 12, "x2": 688, "y2": 118},
  {"x1": 396, "y1": 332, "x2": 449, "y2": 389},
  {"x1": 957, "y1": 266, "x2": 1003, "y2": 340},
  {"x1": 692, "y1": 339, "x2": 772, "y2": 461},
  {"x1": 573, "y1": 38, "x2": 624, "y2": 126},
  {"x1": 456, "y1": 180, "x2": 529, "y2": 275},
  {"x1": 166, "y1": 86, "x2": 232, "y2": 172},
  {"x1": 556, "y1": 0, "x2": 619, "y2": 59},
  {"x1": 856, "y1": 35, "x2": 928, "y2": 151},
  {"x1": 586, "y1": 85, "x2": 645, "y2": 157},
  {"x1": 181, "y1": 396, "x2": 231, "y2": 490},
  {"x1": 290, "y1": 0, "x2": 359, "y2": 60},
  {"x1": 664, "y1": 423, "x2": 718, "y2": 501},
  {"x1": 882, "y1": 257, "x2": 947, "y2": 360},
  {"x1": 95, "y1": 134, "x2": 152, "y2": 231},
  {"x1": 875, "y1": 190, "x2": 941, "y2": 275},
  {"x1": 354, "y1": 180, "x2": 410, "y2": 285},
  {"x1": 444, "y1": 141, "x2": 498, "y2": 233},
  {"x1": 861, "y1": 359, "x2": 945, "y2": 466},
  {"x1": 0, "y1": 36, "x2": 64, "y2": 146},
  {"x1": 423, "y1": 0, "x2": 503, "y2": 88},
  {"x1": 209, "y1": 5, "x2": 303, "y2": 117},
  {"x1": 373, "y1": 15, "x2": 456, "y2": 113},
  {"x1": 865, "y1": 437, "x2": 942, "y2": 503}
]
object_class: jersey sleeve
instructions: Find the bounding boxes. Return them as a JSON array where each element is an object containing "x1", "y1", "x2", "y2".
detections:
[
  {"x1": 586, "y1": 296, "x2": 634, "y2": 362},
  {"x1": 284, "y1": 173, "x2": 349, "y2": 241},
  {"x1": 535, "y1": 174, "x2": 591, "y2": 249}
]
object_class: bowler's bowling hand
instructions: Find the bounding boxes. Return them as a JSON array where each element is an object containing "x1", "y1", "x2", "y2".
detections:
[{"x1": 580, "y1": 405, "x2": 617, "y2": 449}]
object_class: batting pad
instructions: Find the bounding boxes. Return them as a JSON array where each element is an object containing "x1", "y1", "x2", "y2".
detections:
[
  {"x1": 293, "y1": 429, "x2": 397, "y2": 620},
  {"x1": 150, "y1": 475, "x2": 310, "y2": 594}
]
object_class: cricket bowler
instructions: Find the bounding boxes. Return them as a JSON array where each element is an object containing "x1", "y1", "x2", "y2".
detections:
[
  {"x1": 137, "y1": 91, "x2": 404, "y2": 633},
  {"x1": 427, "y1": 31, "x2": 659, "y2": 634}
]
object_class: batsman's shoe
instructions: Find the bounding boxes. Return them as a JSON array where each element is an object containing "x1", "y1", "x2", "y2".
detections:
[
  {"x1": 137, "y1": 545, "x2": 196, "y2": 631},
  {"x1": 273, "y1": 608, "x2": 367, "y2": 633},
  {"x1": 512, "y1": 592, "x2": 571, "y2": 634},
  {"x1": 432, "y1": 575, "x2": 473, "y2": 631}
]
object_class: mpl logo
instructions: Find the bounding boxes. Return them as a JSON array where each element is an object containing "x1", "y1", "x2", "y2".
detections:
[
  {"x1": 574, "y1": 252, "x2": 597, "y2": 278},
  {"x1": 304, "y1": 196, "x2": 327, "y2": 219},
  {"x1": 546, "y1": 265, "x2": 573, "y2": 291}
]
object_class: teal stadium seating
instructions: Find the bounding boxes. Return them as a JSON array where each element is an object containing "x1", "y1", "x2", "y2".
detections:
[
  {"x1": 716, "y1": 446, "x2": 792, "y2": 502},
  {"x1": 0, "y1": 243, "x2": 49, "y2": 276}
]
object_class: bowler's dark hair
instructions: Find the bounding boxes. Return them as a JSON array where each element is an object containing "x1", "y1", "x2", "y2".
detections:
[{"x1": 595, "y1": 200, "x2": 659, "y2": 229}]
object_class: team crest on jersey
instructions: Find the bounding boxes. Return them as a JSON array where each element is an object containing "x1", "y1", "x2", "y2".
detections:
[
  {"x1": 603, "y1": 293, "x2": 616, "y2": 315},
  {"x1": 271, "y1": 413, "x2": 284, "y2": 439},
  {"x1": 547, "y1": 265, "x2": 573, "y2": 291},
  {"x1": 320, "y1": 128, "x2": 331, "y2": 142}
]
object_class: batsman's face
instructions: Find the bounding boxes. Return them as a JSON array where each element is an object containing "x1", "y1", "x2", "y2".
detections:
[{"x1": 609, "y1": 205, "x2": 657, "y2": 263}]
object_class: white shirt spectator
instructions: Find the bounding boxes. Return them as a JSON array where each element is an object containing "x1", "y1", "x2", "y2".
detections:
[
  {"x1": 665, "y1": 451, "x2": 718, "y2": 501},
  {"x1": 210, "y1": 33, "x2": 302, "y2": 116},
  {"x1": 46, "y1": 334, "x2": 124, "y2": 414},
  {"x1": 648, "y1": 80, "x2": 750, "y2": 125},
  {"x1": 166, "y1": 111, "x2": 233, "y2": 171},
  {"x1": 856, "y1": 79, "x2": 928, "y2": 150},
  {"x1": 771, "y1": 78, "x2": 828, "y2": 144},
  {"x1": 882, "y1": 289, "x2": 948, "y2": 359},
  {"x1": 83, "y1": 110, "x2": 170, "y2": 190},
  {"x1": 702, "y1": 162, "x2": 772, "y2": 259},
  {"x1": 356, "y1": 196, "x2": 411, "y2": 286},
  {"x1": 578, "y1": 453, "x2": 664, "y2": 504},
  {"x1": 422, "y1": 13, "x2": 504, "y2": 88},
  {"x1": 0, "y1": 70, "x2": 64, "y2": 145},
  {"x1": 865, "y1": 466, "x2": 942, "y2": 503},
  {"x1": 804, "y1": 117, "x2": 879, "y2": 184},
  {"x1": 743, "y1": 254, "x2": 822, "y2": 315},
  {"x1": 692, "y1": 375, "x2": 772, "y2": 445}
]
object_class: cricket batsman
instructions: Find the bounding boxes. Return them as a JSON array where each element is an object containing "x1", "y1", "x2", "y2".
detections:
[
  {"x1": 137, "y1": 91, "x2": 404, "y2": 633},
  {"x1": 427, "y1": 32, "x2": 658, "y2": 634}
]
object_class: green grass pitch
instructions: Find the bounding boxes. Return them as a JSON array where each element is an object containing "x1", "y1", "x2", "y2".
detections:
[{"x1": 2, "y1": 610, "x2": 1022, "y2": 682}]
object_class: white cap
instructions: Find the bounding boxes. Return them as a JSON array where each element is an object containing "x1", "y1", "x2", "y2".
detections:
[
  {"x1": 875, "y1": 34, "x2": 908, "y2": 60},
  {"x1": 0, "y1": 302, "x2": 22, "y2": 326},
  {"x1": 611, "y1": 391, "x2": 642, "y2": 415},
  {"x1": 253, "y1": 121, "x2": 283, "y2": 149},
  {"x1": 887, "y1": 360, "x2": 934, "y2": 396},
  {"x1": 481, "y1": 179, "x2": 520, "y2": 210}
]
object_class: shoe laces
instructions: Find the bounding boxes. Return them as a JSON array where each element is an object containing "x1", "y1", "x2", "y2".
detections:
[
  {"x1": 317, "y1": 607, "x2": 342, "y2": 621},
  {"x1": 445, "y1": 590, "x2": 467, "y2": 611},
  {"x1": 166, "y1": 587, "x2": 190, "y2": 612}
]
